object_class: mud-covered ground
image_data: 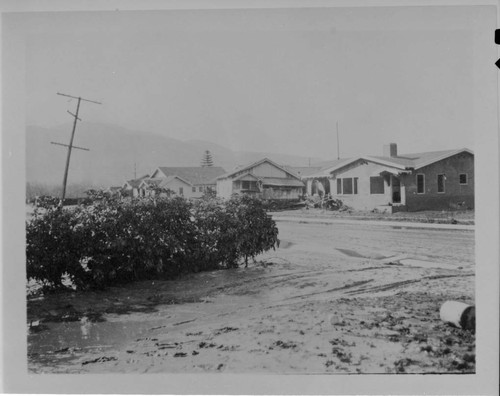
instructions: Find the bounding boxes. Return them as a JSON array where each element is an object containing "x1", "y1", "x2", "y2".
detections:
[{"x1": 27, "y1": 219, "x2": 475, "y2": 374}]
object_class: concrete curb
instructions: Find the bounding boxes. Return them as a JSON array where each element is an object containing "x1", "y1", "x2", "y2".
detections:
[{"x1": 270, "y1": 215, "x2": 475, "y2": 231}]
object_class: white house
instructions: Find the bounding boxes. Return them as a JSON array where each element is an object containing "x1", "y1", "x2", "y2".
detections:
[
  {"x1": 149, "y1": 166, "x2": 226, "y2": 199},
  {"x1": 303, "y1": 144, "x2": 474, "y2": 212},
  {"x1": 138, "y1": 176, "x2": 194, "y2": 198}
]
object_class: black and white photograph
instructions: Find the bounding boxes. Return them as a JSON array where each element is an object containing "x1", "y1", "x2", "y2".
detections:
[{"x1": 1, "y1": 0, "x2": 499, "y2": 394}]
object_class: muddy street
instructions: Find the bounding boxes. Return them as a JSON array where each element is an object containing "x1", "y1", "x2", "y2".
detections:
[{"x1": 27, "y1": 219, "x2": 475, "y2": 374}]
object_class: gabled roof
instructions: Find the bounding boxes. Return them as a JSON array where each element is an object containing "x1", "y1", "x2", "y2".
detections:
[
  {"x1": 217, "y1": 158, "x2": 302, "y2": 180},
  {"x1": 124, "y1": 174, "x2": 150, "y2": 188},
  {"x1": 155, "y1": 167, "x2": 225, "y2": 185},
  {"x1": 232, "y1": 173, "x2": 260, "y2": 182},
  {"x1": 305, "y1": 148, "x2": 473, "y2": 178}
]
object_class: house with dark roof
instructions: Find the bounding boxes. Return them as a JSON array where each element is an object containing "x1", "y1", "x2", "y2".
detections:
[
  {"x1": 122, "y1": 174, "x2": 150, "y2": 197},
  {"x1": 149, "y1": 166, "x2": 226, "y2": 198},
  {"x1": 303, "y1": 144, "x2": 474, "y2": 212},
  {"x1": 216, "y1": 158, "x2": 305, "y2": 200}
]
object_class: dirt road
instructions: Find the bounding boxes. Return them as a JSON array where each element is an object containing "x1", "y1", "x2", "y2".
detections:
[{"x1": 27, "y1": 219, "x2": 475, "y2": 374}]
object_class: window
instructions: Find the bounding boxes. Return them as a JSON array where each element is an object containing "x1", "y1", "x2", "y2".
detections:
[
  {"x1": 370, "y1": 177, "x2": 385, "y2": 194},
  {"x1": 416, "y1": 174, "x2": 425, "y2": 194},
  {"x1": 437, "y1": 174, "x2": 445, "y2": 193},
  {"x1": 459, "y1": 174, "x2": 467, "y2": 185},
  {"x1": 241, "y1": 181, "x2": 257, "y2": 190},
  {"x1": 179, "y1": 187, "x2": 183, "y2": 196},
  {"x1": 336, "y1": 178, "x2": 358, "y2": 195},
  {"x1": 343, "y1": 178, "x2": 353, "y2": 194},
  {"x1": 192, "y1": 187, "x2": 196, "y2": 193},
  {"x1": 199, "y1": 186, "x2": 203, "y2": 192}
]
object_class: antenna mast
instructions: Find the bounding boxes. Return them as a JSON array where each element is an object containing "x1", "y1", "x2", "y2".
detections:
[
  {"x1": 52, "y1": 92, "x2": 102, "y2": 203},
  {"x1": 336, "y1": 121, "x2": 340, "y2": 160}
]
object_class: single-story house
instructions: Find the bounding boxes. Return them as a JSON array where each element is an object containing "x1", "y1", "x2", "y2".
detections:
[
  {"x1": 303, "y1": 144, "x2": 474, "y2": 212},
  {"x1": 104, "y1": 186, "x2": 123, "y2": 198},
  {"x1": 149, "y1": 166, "x2": 226, "y2": 199},
  {"x1": 138, "y1": 176, "x2": 193, "y2": 198},
  {"x1": 122, "y1": 174, "x2": 150, "y2": 197},
  {"x1": 216, "y1": 158, "x2": 305, "y2": 200}
]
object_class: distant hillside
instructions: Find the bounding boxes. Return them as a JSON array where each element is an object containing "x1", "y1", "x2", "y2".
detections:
[{"x1": 26, "y1": 122, "x2": 325, "y2": 187}]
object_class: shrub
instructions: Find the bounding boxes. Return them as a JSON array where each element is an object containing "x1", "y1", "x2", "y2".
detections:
[{"x1": 26, "y1": 193, "x2": 279, "y2": 290}]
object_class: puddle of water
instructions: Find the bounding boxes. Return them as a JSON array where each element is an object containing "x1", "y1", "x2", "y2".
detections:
[
  {"x1": 28, "y1": 314, "x2": 156, "y2": 357},
  {"x1": 279, "y1": 240, "x2": 294, "y2": 249},
  {"x1": 336, "y1": 248, "x2": 386, "y2": 260},
  {"x1": 336, "y1": 248, "x2": 365, "y2": 258}
]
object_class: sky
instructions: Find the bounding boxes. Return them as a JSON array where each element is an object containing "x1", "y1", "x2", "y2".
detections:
[{"x1": 21, "y1": 5, "x2": 495, "y2": 160}]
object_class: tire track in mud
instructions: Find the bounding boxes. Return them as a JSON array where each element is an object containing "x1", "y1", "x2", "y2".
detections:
[
  {"x1": 216, "y1": 268, "x2": 336, "y2": 294},
  {"x1": 345, "y1": 273, "x2": 474, "y2": 295},
  {"x1": 287, "y1": 279, "x2": 374, "y2": 300}
]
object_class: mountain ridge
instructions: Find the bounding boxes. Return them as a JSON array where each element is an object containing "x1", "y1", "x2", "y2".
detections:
[{"x1": 26, "y1": 122, "x2": 326, "y2": 187}]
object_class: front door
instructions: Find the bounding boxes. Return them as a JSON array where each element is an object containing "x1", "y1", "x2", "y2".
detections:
[{"x1": 392, "y1": 176, "x2": 401, "y2": 203}]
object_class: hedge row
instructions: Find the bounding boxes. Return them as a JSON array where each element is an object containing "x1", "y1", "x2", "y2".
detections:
[{"x1": 26, "y1": 194, "x2": 279, "y2": 290}]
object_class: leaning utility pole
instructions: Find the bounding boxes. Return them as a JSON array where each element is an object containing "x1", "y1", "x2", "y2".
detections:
[{"x1": 52, "y1": 92, "x2": 102, "y2": 202}]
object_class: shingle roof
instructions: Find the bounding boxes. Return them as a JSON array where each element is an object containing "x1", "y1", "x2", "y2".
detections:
[
  {"x1": 307, "y1": 148, "x2": 473, "y2": 178},
  {"x1": 156, "y1": 167, "x2": 226, "y2": 185},
  {"x1": 125, "y1": 179, "x2": 143, "y2": 188},
  {"x1": 370, "y1": 148, "x2": 473, "y2": 170},
  {"x1": 125, "y1": 174, "x2": 150, "y2": 188},
  {"x1": 217, "y1": 158, "x2": 302, "y2": 180},
  {"x1": 282, "y1": 166, "x2": 323, "y2": 178}
]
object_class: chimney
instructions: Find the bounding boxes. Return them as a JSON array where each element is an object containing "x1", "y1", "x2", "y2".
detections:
[{"x1": 383, "y1": 143, "x2": 398, "y2": 157}]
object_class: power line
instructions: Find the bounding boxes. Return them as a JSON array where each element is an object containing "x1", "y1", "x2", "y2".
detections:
[{"x1": 52, "y1": 92, "x2": 102, "y2": 202}]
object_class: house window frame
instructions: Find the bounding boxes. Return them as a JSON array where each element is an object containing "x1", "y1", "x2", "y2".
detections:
[
  {"x1": 416, "y1": 174, "x2": 425, "y2": 194},
  {"x1": 336, "y1": 177, "x2": 358, "y2": 195},
  {"x1": 370, "y1": 176, "x2": 385, "y2": 195},
  {"x1": 437, "y1": 174, "x2": 445, "y2": 194},
  {"x1": 342, "y1": 178, "x2": 353, "y2": 195},
  {"x1": 192, "y1": 187, "x2": 196, "y2": 193},
  {"x1": 459, "y1": 173, "x2": 468, "y2": 185},
  {"x1": 179, "y1": 187, "x2": 184, "y2": 196},
  {"x1": 241, "y1": 180, "x2": 257, "y2": 190},
  {"x1": 199, "y1": 186, "x2": 203, "y2": 192}
]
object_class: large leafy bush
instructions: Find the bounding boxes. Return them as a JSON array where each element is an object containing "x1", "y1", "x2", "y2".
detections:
[{"x1": 26, "y1": 194, "x2": 279, "y2": 290}]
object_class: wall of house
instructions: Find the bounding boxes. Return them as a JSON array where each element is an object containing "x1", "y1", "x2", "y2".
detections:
[
  {"x1": 330, "y1": 161, "x2": 393, "y2": 210},
  {"x1": 140, "y1": 179, "x2": 194, "y2": 199},
  {"x1": 166, "y1": 179, "x2": 196, "y2": 198},
  {"x1": 216, "y1": 179, "x2": 234, "y2": 199},
  {"x1": 402, "y1": 153, "x2": 474, "y2": 211}
]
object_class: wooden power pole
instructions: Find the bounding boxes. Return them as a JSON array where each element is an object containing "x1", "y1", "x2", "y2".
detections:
[{"x1": 52, "y1": 92, "x2": 102, "y2": 203}]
